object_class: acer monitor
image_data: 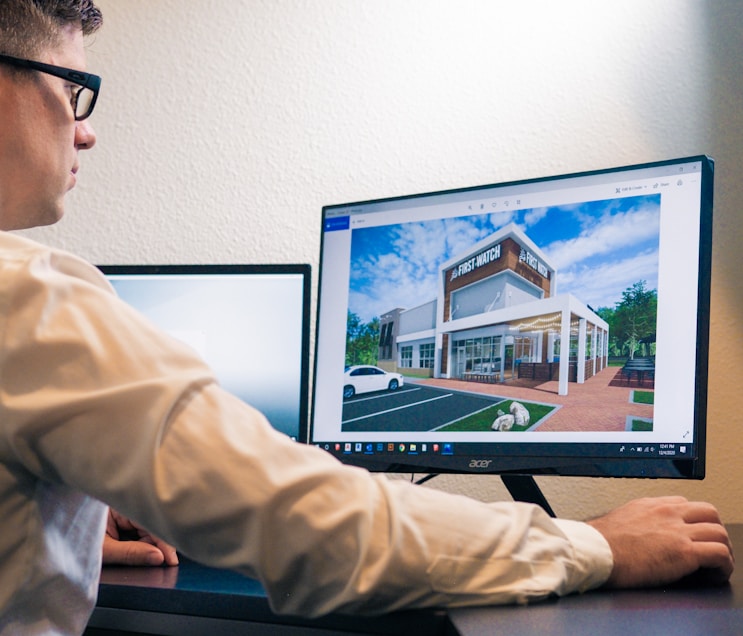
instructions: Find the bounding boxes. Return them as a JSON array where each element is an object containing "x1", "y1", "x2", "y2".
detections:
[
  {"x1": 310, "y1": 156, "x2": 713, "y2": 511},
  {"x1": 98, "y1": 264, "x2": 311, "y2": 442}
]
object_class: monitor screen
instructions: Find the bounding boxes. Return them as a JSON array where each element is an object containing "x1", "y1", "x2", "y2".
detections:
[
  {"x1": 310, "y1": 156, "x2": 713, "y2": 481},
  {"x1": 98, "y1": 264, "x2": 311, "y2": 442}
]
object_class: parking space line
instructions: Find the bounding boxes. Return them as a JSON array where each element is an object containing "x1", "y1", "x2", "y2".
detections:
[
  {"x1": 430, "y1": 402, "x2": 502, "y2": 432},
  {"x1": 342, "y1": 393, "x2": 454, "y2": 424},
  {"x1": 345, "y1": 386, "x2": 422, "y2": 405}
]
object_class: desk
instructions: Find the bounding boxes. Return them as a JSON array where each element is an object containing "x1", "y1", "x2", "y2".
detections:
[{"x1": 88, "y1": 525, "x2": 743, "y2": 636}]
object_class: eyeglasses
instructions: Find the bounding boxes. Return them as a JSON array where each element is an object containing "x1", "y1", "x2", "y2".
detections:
[{"x1": 0, "y1": 53, "x2": 101, "y2": 121}]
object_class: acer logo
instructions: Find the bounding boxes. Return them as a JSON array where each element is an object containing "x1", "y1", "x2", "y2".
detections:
[{"x1": 469, "y1": 459, "x2": 493, "y2": 469}]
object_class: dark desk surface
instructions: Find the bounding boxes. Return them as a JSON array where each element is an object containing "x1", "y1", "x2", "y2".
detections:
[{"x1": 88, "y1": 524, "x2": 743, "y2": 636}]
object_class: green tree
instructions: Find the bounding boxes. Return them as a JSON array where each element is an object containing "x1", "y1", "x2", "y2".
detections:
[
  {"x1": 612, "y1": 281, "x2": 657, "y2": 359},
  {"x1": 345, "y1": 310, "x2": 380, "y2": 367},
  {"x1": 595, "y1": 306, "x2": 622, "y2": 357}
]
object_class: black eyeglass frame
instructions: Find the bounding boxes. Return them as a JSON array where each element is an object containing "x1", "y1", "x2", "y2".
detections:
[{"x1": 0, "y1": 52, "x2": 101, "y2": 120}]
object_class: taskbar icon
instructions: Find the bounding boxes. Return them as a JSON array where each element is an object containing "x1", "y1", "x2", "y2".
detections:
[{"x1": 321, "y1": 441, "x2": 454, "y2": 456}]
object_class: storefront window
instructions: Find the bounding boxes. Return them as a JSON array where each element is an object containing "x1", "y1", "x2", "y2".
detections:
[
  {"x1": 400, "y1": 346, "x2": 413, "y2": 368},
  {"x1": 453, "y1": 335, "x2": 502, "y2": 377},
  {"x1": 419, "y1": 343, "x2": 435, "y2": 369},
  {"x1": 513, "y1": 336, "x2": 534, "y2": 363}
]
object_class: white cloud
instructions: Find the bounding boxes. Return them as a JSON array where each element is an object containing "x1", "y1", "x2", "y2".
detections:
[
  {"x1": 560, "y1": 248, "x2": 659, "y2": 309},
  {"x1": 546, "y1": 206, "x2": 659, "y2": 271}
]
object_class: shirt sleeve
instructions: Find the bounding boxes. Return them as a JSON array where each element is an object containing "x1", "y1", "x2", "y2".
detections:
[{"x1": 0, "y1": 245, "x2": 614, "y2": 617}]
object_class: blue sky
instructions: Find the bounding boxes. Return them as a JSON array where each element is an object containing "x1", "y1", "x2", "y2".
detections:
[{"x1": 348, "y1": 193, "x2": 661, "y2": 323}]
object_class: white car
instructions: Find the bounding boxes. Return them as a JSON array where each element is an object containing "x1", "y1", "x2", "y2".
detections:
[{"x1": 343, "y1": 365, "x2": 404, "y2": 399}]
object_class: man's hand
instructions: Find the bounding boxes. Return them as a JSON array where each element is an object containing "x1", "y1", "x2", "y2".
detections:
[
  {"x1": 587, "y1": 496, "x2": 734, "y2": 589},
  {"x1": 103, "y1": 508, "x2": 179, "y2": 567}
]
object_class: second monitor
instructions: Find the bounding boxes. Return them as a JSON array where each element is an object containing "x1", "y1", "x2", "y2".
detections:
[{"x1": 99, "y1": 263, "x2": 311, "y2": 443}]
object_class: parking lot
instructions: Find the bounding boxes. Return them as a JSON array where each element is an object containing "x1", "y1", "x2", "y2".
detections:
[
  {"x1": 340, "y1": 365, "x2": 655, "y2": 434},
  {"x1": 341, "y1": 384, "x2": 509, "y2": 433}
]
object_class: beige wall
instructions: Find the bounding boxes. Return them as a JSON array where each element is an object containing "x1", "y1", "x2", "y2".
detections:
[{"x1": 21, "y1": 0, "x2": 743, "y2": 522}]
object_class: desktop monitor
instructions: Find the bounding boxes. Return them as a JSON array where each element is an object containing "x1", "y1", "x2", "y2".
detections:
[
  {"x1": 98, "y1": 264, "x2": 311, "y2": 442},
  {"x1": 310, "y1": 156, "x2": 713, "y2": 504}
]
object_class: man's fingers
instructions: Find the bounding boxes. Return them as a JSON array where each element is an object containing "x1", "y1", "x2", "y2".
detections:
[
  {"x1": 150, "y1": 536, "x2": 179, "y2": 566},
  {"x1": 102, "y1": 534, "x2": 167, "y2": 566},
  {"x1": 688, "y1": 521, "x2": 733, "y2": 545},
  {"x1": 681, "y1": 502, "x2": 724, "y2": 525},
  {"x1": 105, "y1": 508, "x2": 179, "y2": 566},
  {"x1": 692, "y1": 540, "x2": 735, "y2": 579},
  {"x1": 128, "y1": 528, "x2": 179, "y2": 566}
]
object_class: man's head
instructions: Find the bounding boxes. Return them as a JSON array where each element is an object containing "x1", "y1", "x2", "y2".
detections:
[
  {"x1": 0, "y1": 0, "x2": 102, "y2": 59},
  {"x1": 0, "y1": 0, "x2": 102, "y2": 231}
]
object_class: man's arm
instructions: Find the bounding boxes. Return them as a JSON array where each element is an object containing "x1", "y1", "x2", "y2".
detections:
[
  {"x1": 587, "y1": 496, "x2": 734, "y2": 588},
  {"x1": 7, "y1": 251, "x2": 732, "y2": 615},
  {"x1": 100, "y1": 495, "x2": 735, "y2": 593}
]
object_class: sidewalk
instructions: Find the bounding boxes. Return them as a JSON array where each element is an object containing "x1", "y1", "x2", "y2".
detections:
[{"x1": 419, "y1": 366, "x2": 654, "y2": 432}]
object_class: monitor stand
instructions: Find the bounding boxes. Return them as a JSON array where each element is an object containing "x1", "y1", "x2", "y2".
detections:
[
  {"x1": 415, "y1": 473, "x2": 556, "y2": 517},
  {"x1": 501, "y1": 475, "x2": 556, "y2": 517}
]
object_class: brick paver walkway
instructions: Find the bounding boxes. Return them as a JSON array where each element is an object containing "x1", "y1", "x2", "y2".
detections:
[{"x1": 420, "y1": 366, "x2": 654, "y2": 432}]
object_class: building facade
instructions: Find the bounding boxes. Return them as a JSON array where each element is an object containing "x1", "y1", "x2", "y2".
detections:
[{"x1": 378, "y1": 223, "x2": 608, "y2": 396}]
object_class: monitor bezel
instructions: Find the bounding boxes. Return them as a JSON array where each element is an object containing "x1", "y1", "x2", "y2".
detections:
[
  {"x1": 98, "y1": 263, "x2": 313, "y2": 445},
  {"x1": 310, "y1": 156, "x2": 713, "y2": 480}
]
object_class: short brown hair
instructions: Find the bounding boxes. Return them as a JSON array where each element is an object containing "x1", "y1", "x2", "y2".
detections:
[{"x1": 0, "y1": 0, "x2": 102, "y2": 58}]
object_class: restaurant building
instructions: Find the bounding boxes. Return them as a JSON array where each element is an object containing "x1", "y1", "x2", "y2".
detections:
[{"x1": 378, "y1": 223, "x2": 608, "y2": 396}]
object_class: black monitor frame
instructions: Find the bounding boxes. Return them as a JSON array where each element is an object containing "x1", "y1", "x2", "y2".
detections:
[
  {"x1": 98, "y1": 263, "x2": 312, "y2": 444},
  {"x1": 310, "y1": 156, "x2": 713, "y2": 491}
]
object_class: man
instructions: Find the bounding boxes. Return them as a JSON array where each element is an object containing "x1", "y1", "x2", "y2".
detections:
[{"x1": 0, "y1": 2, "x2": 734, "y2": 635}]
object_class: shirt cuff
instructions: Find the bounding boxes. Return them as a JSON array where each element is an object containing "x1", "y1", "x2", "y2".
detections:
[{"x1": 552, "y1": 518, "x2": 614, "y2": 593}]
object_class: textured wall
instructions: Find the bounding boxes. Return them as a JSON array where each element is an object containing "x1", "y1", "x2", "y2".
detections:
[{"x1": 20, "y1": 0, "x2": 743, "y2": 522}]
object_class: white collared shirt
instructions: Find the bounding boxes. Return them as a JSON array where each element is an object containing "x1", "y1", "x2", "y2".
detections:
[{"x1": 0, "y1": 231, "x2": 612, "y2": 635}]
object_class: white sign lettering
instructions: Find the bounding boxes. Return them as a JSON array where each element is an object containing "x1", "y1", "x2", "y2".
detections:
[
  {"x1": 519, "y1": 248, "x2": 549, "y2": 278},
  {"x1": 450, "y1": 244, "x2": 501, "y2": 281}
]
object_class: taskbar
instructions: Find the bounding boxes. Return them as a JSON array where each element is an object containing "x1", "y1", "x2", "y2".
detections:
[
  {"x1": 313, "y1": 440, "x2": 695, "y2": 460},
  {"x1": 312, "y1": 440, "x2": 701, "y2": 478}
]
